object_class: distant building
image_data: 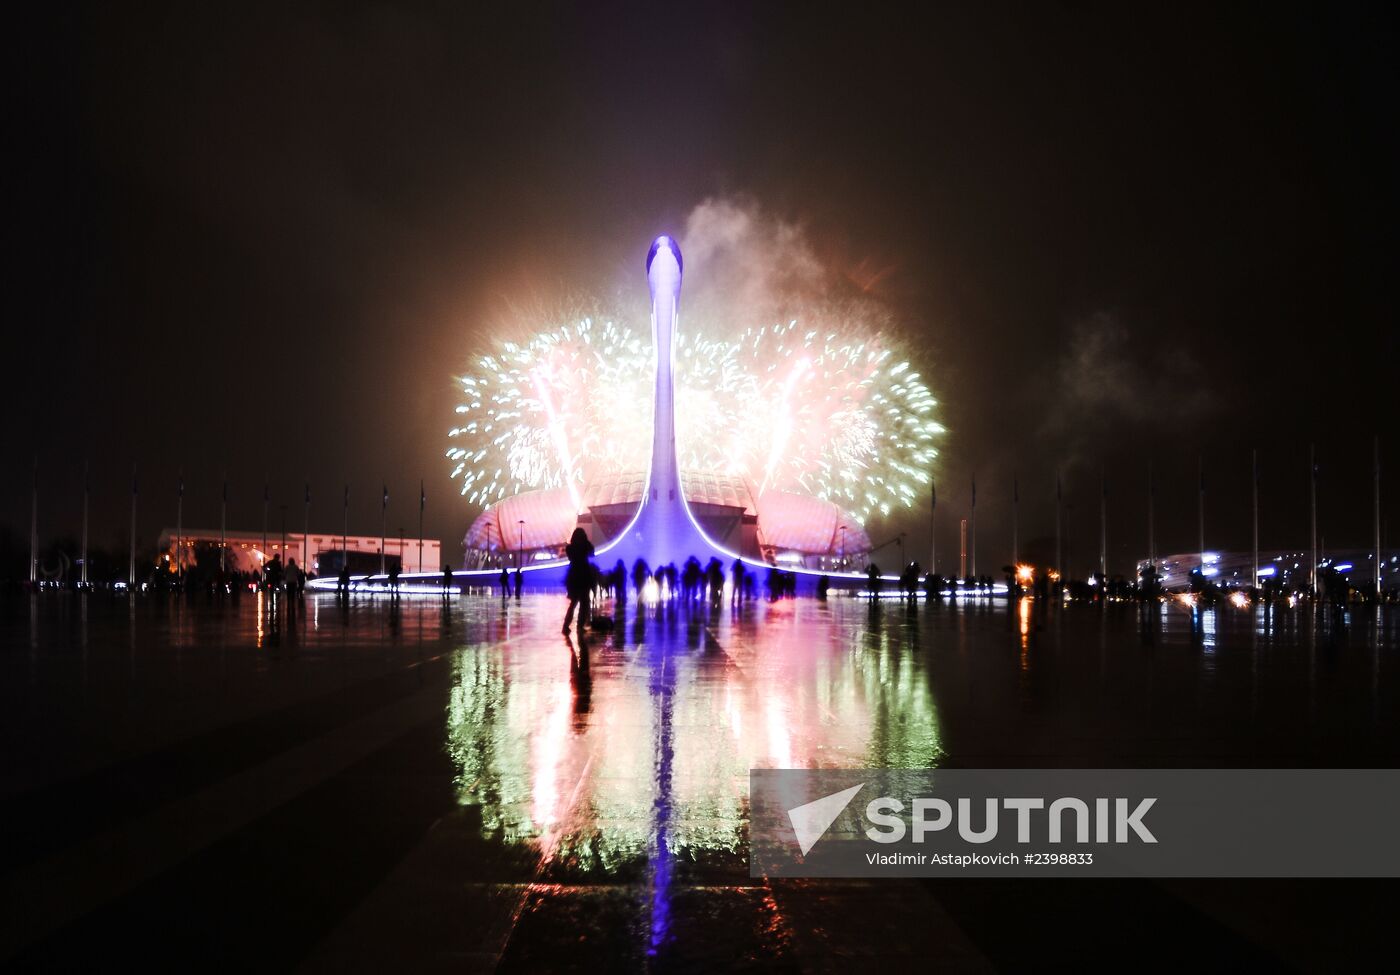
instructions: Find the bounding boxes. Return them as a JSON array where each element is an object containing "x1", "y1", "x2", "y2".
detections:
[
  {"x1": 156, "y1": 528, "x2": 441, "y2": 577},
  {"x1": 1141, "y1": 549, "x2": 1397, "y2": 591}
]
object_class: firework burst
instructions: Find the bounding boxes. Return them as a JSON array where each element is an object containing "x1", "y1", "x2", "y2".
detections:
[{"x1": 447, "y1": 315, "x2": 941, "y2": 525}]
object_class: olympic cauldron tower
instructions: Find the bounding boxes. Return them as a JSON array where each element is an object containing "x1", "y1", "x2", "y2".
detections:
[{"x1": 597, "y1": 235, "x2": 716, "y2": 569}]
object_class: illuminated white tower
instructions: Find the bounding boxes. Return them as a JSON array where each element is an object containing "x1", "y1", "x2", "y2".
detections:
[{"x1": 604, "y1": 236, "x2": 712, "y2": 567}]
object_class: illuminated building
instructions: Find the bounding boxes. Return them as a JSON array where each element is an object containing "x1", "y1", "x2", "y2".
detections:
[
  {"x1": 156, "y1": 528, "x2": 442, "y2": 575},
  {"x1": 1141, "y1": 549, "x2": 1396, "y2": 592}
]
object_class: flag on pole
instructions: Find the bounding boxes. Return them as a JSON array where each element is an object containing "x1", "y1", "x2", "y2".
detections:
[
  {"x1": 382, "y1": 485, "x2": 389, "y2": 508},
  {"x1": 420, "y1": 480, "x2": 425, "y2": 511}
]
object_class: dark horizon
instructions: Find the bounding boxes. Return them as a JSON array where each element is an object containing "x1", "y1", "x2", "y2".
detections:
[{"x1": 5, "y1": 2, "x2": 1396, "y2": 575}]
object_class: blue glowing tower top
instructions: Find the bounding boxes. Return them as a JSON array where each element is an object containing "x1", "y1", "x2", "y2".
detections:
[{"x1": 601, "y1": 236, "x2": 714, "y2": 568}]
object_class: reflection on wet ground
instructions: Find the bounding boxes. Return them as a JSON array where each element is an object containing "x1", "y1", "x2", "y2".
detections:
[{"x1": 1, "y1": 592, "x2": 1396, "y2": 971}]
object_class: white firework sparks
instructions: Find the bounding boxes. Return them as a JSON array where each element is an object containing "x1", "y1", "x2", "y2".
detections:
[{"x1": 447, "y1": 316, "x2": 942, "y2": 524}]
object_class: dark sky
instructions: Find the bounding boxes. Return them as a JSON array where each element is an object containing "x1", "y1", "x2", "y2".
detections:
[{"x1": 6, "y1": 1, "x2": 1396, "y2": 573}]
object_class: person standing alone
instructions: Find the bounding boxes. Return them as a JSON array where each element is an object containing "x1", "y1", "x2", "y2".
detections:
[{"x1": 563, "y1": 528, "x2": 595, "y2": 635}]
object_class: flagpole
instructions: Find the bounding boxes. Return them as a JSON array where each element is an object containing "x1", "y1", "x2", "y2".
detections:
[
  {"x1": 1251, "y1": 448, "x2": 1259, "y2": 590},
  {"x1": 1376, "y1": 436, "x2": 1383, "y2": 603},
  {"x1": 929, "y1": 479, "x2": 936, "y2": 575},
  {"x1": 81, "y1": 460, "x2": 89, "y2": 588},
  {"x1": 1309, "y1": 444, "x2": 1318, "y2": 597},
  {"x1": 220, "y1": 477, "x2": 227, "y2": 574},
  {"x1": 1197, "y1": 454, "x2": 1206, "y2": 576},
  {"x1": 969, "y1": 474, "x2": 977, "y2": 578},
  {"x1": 262, "y1": 477, "x2": 269, "y2": 573},
  {"x1": 176, "y1": 470, "x2": 184, "y2": 588},
  {"x1": 1055, "y1": 472, "x2": 1062, "y2": 589},
  {"x1": 1099, "y1": 464, "x2": 1107, "y2": 579},
  {"x1": 29, "y1": 458, "x2": 37, "y2": 585},
  {"x1": 1147, "y1": 459, "x2": 1155, "y2": 570},
  {"x1": 380, "y1": 485, "x2": 387, "y2": 576},
  {"x1": 304, "y1": 482, "x2": 310, "y2": 574},
  {"x1": 418, "y1": 479, "x2": 425, "y2": 574},
  {"x1": 343, "y1": 485, "x2": 349, "y2": 575},
  {"x1": 129, "y1": 465, "x2": 137, "y2": 588},
  {"x1": 1012, "y1": 476, "x2": 1018, "y2": 569}
]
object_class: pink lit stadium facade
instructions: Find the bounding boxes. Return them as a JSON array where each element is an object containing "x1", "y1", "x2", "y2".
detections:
[{"x1": 463, "y1": 473, "x2": 871, "y2": 569}]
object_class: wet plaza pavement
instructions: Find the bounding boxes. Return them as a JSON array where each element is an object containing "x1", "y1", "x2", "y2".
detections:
[{"x1": 1, "y1": 590, "x2": 1397, "y2": 971}]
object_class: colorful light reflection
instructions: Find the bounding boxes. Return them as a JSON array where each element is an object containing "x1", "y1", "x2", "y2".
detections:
[{"x1": 443, "y1": 601, "x2": 943, "y2": 891}]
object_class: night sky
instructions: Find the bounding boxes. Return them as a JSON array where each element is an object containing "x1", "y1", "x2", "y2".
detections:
[{"x1": 6, "y1": 1, "x2": 1396, "y2": 574}]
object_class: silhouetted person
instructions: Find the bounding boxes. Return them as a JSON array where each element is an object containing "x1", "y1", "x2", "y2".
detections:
[
  {"x1": 499, "y1": 567, "x2": 510, "y2": 599},
  {"x1": 337, "y1": 564, "x2": 351, "y2": 598},
  {"x1": 923, "y1": 572, "x2": 940, "y2": 600},
  {"x1": 513, "y1": 566, "x2": 523, "y2": 599},
  {"x1": 286, "y1": 558, "x2": 302, "y2": 597},
  {"x1": 632, "y1": 559, "x2": 651, "y2": 600},
  {"x1": 388, "y1": 562, "x2": 400, "y2": 596},
  {"x1": 706, "y1": 559, "x2": 725, "y2": 602},
  {"x1": 1138, "y1": 563, "x2": 1160, "y2": 600},
  {"x1": 866, "y1": 562, "x2": 882, "y2": 598},
  {"x1": 681, "y1": 557, "x2": 700, "y2": 600},
  {"x1": 563, "y1": 527, "x2": 595, "y2": 635},
  {"x1": 441, "y1": 563, "x2": 454, "y2": 597}
]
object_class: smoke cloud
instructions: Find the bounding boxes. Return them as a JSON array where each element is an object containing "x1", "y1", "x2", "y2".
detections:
[
  {"x1": 680, "y1": 196, "x2": 889, "y2": 333},
  {"x1": 1039, "y1": 311, "x2": 1215, "y2": 467}
]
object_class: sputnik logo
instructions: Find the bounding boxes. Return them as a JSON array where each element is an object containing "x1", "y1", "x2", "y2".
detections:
[{"x1": 787, "y1": 783, "x2": 865, "y2": 855}]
